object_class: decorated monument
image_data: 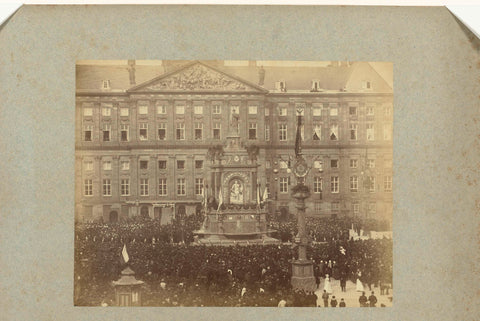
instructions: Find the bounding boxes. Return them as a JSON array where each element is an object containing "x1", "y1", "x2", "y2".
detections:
[{"x1": 194, "y1": 106, "x2": 279, "y2": 245}]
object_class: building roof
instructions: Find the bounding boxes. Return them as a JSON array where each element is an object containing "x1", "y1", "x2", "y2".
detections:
[{"x1": 76, "y1": 60, "x2": 392, "y2": 94}]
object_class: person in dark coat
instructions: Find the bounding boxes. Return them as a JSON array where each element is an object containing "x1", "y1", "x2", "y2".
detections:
[
  {"x1": 322, "y1": 290, "x2": 329, "y2": 307},
  {"x1": 369, "y1": 291, "x2": 377, "y2": 307},
  {"x1": 340, "y1": 277, "x2": 347, "y2": 292},
  {"x1": 339, "y1": 298, "x2": 346, "y2": 307},
  {"x1": 359, "y1": 291, "x2": 368, "y2": 307},
  {"x1": 330, "y1": 296, "x2": 338, "y2": 307}
]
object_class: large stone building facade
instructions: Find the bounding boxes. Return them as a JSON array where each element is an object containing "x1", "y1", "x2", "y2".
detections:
[{"x1": 75, "y1": 60, "x2": 393, "y2": 224}]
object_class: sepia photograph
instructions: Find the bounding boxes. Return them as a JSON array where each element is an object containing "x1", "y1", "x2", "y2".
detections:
[{"x1": 74, "y1": 59, "x2": 393, "y2": 307}]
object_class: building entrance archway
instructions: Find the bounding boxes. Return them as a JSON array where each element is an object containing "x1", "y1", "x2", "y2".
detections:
[{"x1": 109, "y1": 211, "x2": 118, "y2": 223}]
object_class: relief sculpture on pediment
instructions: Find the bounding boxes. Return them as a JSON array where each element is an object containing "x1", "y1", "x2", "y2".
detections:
[{"x1": 146, "y1": 64, "x2": 248, "y2": 91}]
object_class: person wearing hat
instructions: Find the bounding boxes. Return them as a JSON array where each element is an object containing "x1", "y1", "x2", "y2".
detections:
[
  {"x1": 322, "y1": 290, "x2": 329, "y2": 307},
  {"x1": 339, "y1": 298, "x2": 346, "y2": 307},
  {"x1": 369, "y1": 291, "x2": 377, "y2": 307},
  {"x1": 359, "y1": 291, "x2": 368, "y2": 307},
  {"x1": 330, "y1": 296, "x2": 338, "y2": 307}
]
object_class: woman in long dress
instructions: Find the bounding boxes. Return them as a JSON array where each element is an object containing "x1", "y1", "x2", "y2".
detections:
[
  {"x1": 356, "y1": 271, "x2": 364, "y2": 292},
  {"x1": 324, "y1": 274, "x2": 333, "y2": 294}
]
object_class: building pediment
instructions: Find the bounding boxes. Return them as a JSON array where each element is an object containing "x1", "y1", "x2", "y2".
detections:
[{"x1": 128, "y1": 61, "x2": 267, "y2": 93}]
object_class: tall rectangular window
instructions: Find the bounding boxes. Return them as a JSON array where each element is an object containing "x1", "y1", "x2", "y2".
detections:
[
  {"x1": 331, "y1": 176, "x2": 339, "y2": 193},
  {"x1": 368, "y1": 176, "x2": 376, "y2": 192},
  {"x1": 102, "y1": 179, "x2": 111, "y2": 196},
  {"x1": 195, "y1": 178, "x2": 204, "y2": 195},
  {"x1": 176, "y1": 123, "x2": 185, "y2": 140},
  {"x1": 213, "y1": 123, "x2": 221, "y2": 139},
  {"x1": 84, "y1": 125, "x2": 93, "y2": 141},
  {"x1": 279, "y1": 124, "x2": 287, "y2": 141},
  {"x1": 330, "y1": 108, "x2": 338, "y2": 116},
  {"x1": 102, "y1": 124, "x2": 111, "y2": 141},
  {"x1": 330, "y1": 124, "x2": 338, "y2": 140},
  {"x1": 366, "y1": 123, "x2": 375, "y2": 141},
  {"x1": 194, "y1": 123, "x2": 203, "y2": 140},
  {"x1": 279, "y1": 177, "x2": 289, "y2": 193},
  {"x1": 139, "y1": 123, "x2": 148, "y2": 140},
  {"x1": 158, "y1": 178, "x2": 167, "y2": 196},
  {"x1": 177, "y1": 178, "x2": 186, "y2": 195},
  {"x1": 194, "y1": 105, "x2": 203, "y2": 114},
  {"x1": 140, "y1": 179, "x2": 149, "y2": 196},
  {"x1": 265, "y1": 124, "x2": 270, "y2": 141},
  {"x1": 331, "y1": 202, "x2": 339, "y2": 212},
  {"x1": 314, "y1": 160, "x2": 323, "y2": 171},
  {"x1": 249, "y1": 122, "x2": 257, "y2": 140},
  {"x1": 139, "y1": 160, "x2": 148, "y2": 170},
  {"x1": 120, "y1": 108, "x2": 129, "y2": 117},
  {"x1": 350, "y1": 176, "x2": 358, "y2": 192},
  {"x1": 121, "y1": 179, "x2": 130, "y2": 196},
  {"x1": 84, "y1": 179, "x2": 93, "y2": 196},
  {"x1": 120, "y1": 124, "x2": 129, "y2": 142},
  {"x1": 368, "y1": 202, "x2": 376, "y2": 217},
  {"x1": 212, "y1": 104, "x2": 221, "y2": 114},
  {"x1": 158, "y1": 123, "x2": 166, "y2": 140},
  {"x1": 248, "y1": 106, "x2": 257, "y2": 114},
  {"x1": 264, "y1": 108, "x2": 270, "y2": 116},
  {"x1": 384, "y1": 176, "x2": 392, "y2": 192},
  {"x1": 350, "y1": 159, "x2": 358, "y2": 168},
  {"x1": 313, "y1": 177, "x2": 323, "y2": 193},
  {"x1": 350, "y1": 123, "x2": 358, "y2": 140},
  {"x1": 278, "y1": 106, "x2": 287, "y2": 116}
]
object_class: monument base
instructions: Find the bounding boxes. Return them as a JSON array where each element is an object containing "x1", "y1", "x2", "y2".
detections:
[{"x1": 291, "y1": 259, "x2": 317, "y2": 292}]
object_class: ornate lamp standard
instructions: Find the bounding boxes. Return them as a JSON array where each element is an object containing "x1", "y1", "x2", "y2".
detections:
[{"x1": 290, "y1": 104, "x2": 317, "y2": 292}]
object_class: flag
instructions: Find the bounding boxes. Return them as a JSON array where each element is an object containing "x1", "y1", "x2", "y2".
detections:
[
  {"x1": 294, "y1": 113, "x2": 302, "y2": 157},
  {"x1": 122, "y1": 244, "x2": 129, "y2": 264},
  {"x1": 217, "y1": 188, "x2": 223, "y2": 212}
]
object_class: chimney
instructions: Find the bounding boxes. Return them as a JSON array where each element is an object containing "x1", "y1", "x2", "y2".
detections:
[
  {"x1": 127, "y1": 60, "x2": 136, "y2": 85},
  {"x1": 258, "y1": 66, "x2": 265, "y2": 86}
]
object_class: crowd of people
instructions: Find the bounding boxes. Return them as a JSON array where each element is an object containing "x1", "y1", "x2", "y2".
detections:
[{"x1": 74, "y1": 213, "x2": 392, "y2": 307}]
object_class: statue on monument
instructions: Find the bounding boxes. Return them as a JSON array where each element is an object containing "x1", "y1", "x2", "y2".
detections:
[
  {"x1": 230, "y1": 106, "x2": 240, "y2": 135},
  {"x1": 230, "y1": 179, "x2": 244, "y2": 204}
]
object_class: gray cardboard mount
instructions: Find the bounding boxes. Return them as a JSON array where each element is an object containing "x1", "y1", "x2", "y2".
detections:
[{"x1": 0, "y1": 5, "x2": 479, "y2": 321}]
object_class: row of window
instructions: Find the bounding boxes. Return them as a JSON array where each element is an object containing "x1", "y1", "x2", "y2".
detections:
[
  {"x1": 84, "y1": 157, "x2": 391, "y2": 172},
  {"x1": 84, "y1": 159, "x2": 205, "y2": 171},
  {"x1": 278, "y1": 176, "x2": 392, "y2": 193},
  {"x1": 84, "y1": 178, "x2": 205, "y2": 197},
  {"x1": 83, "y1": 103, "x2": 392, "y2": 118},
  {"x1": 83, "y1": 122, "x2": 392, "y2": 142},
  {"x1": 83, "y1": 175, "x2": 392, "y2": 198},
  {"x1": 313, "y1": 201, "x2": 379, "y2": 215}
]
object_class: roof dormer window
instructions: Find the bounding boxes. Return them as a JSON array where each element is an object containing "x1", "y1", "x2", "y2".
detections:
[
  {"x1": 275, "y1": 80, "x2": 287, "y2": 92},
  {"x1": 101, "y1": 80, "x2": 111, "y2": 90},
  {"x1": 362, "y1": 81, "x2": 372, "y2": 90},
  {"x1": 311, "y1": 79, "x2": 320, "y2": 92}
]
